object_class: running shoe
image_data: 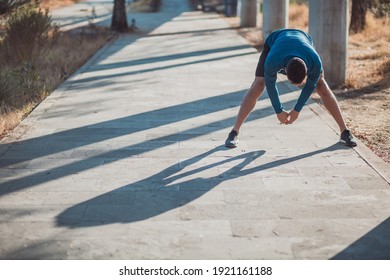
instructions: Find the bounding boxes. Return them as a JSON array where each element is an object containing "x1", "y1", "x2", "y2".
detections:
[
  {"x1": 225, "y1": 130, "x2": 239, "y2": 148},
  {"x1": 340, "y1": 129, "x2": 357, "y2": 147}
]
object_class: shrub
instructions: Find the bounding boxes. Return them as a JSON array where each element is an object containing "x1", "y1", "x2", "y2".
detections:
[
  {"x1": 3, "y1": 4, "x2": 56, "y2": 65},
  {"x1": 0, "y1": 65, "x2": 42, "y2": 109}
]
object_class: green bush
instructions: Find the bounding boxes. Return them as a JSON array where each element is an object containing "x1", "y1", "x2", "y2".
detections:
[{"x1": 3, "y1": 5, "x2": 54, "y2": 65}]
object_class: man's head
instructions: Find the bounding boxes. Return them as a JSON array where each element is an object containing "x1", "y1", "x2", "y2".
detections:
[{"x1": 286, "y1": 57, "x2": 307, "y2": 85}]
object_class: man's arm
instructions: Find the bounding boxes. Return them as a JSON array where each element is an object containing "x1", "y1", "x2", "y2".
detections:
[
  {"x1": 287, "y1": 80, "x2": 315, "y2": 124},
  {"x1": 264, "y1": 72, "x2": 283, "y2": 114},
  {"x1": 288, "y1": 73, "x2": 321, "y2": 124},
  {"x1": 293, "y1": 74, "x2": 320, "y2": 112},
  {"x1": 265, "y1": 74, "x2": 291, "y2": 124}
]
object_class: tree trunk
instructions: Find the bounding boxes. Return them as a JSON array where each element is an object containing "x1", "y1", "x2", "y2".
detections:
[
  {"x1": 349, "y1": 0, "x2": 369, "y2": 34},
  {"x1": 111, "y1": 0, "x2": 128, "y2": 32}
]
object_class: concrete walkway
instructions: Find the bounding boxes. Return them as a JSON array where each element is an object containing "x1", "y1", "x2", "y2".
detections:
[
  {"x1": 50, "y1": 0, "x2": 113, "y2": 31},
  {"x1": 1, "y1": 0, "x2": 389, "y2": 259}
]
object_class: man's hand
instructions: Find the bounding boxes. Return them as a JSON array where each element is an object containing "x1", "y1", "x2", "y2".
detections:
[
  {"x1": 287, "y1": 110, "x2": 300, "y2": 124},
  {"x1": 277, "y1": 110, "x2": 290, "y2": 124}
]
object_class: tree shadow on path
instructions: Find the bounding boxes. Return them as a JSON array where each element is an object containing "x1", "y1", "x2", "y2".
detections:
[{"x1": 331, "y1": 217, "x2": 390, "y2": 260}]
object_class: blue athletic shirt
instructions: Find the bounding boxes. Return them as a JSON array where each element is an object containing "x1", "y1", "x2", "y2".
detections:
[{"x1": 264, "y1": 29, "x2": 323, "y2": 113}]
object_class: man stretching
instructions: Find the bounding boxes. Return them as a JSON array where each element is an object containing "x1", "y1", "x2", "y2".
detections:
[{"x1": 225, "y1": 28, "x2": 357, "y2": 148}]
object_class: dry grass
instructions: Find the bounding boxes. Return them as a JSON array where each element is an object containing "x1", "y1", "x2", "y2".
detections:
[
  {"x1": 346, "y1": 13, "x2": 390, "y2": 89},
  {"x1": 350, "y1": 13, "x2": 390, "y2": 42},
  {"x1": 324, "y1": 11, "x2": 389, "y2": 163},
  {"x1": 0, "y1": 104, "x2": 22, "y2": 138},
  {"x1": 40, "y1": 28, "x2": 114, "y2": 91}
]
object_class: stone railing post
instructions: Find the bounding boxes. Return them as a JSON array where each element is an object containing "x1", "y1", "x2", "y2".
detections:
[
  {"x1": 262, "y1": 0, "x2": 288, "y2": 41},
  {"x1": 240, "y1": 0, "x2": 258, "y2": 27},
  {"x1": 309, "y1": 0, "x2": 349, "y2": 87}
]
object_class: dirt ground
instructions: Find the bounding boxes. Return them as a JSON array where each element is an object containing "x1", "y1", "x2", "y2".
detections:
[{"x1": 223, "y1": 13, "x2": 390, "y2": 165}]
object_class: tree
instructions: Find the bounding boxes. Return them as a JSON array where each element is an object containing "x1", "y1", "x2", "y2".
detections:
[
  {"x1": 111, "y1": 0, "x2": 128, "y2": 32},
  {"x1": 349, "y1": 0, "x2": 370, "y2": 33}
]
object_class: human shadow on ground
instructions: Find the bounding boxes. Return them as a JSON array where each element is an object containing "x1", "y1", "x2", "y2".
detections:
[
  {"x1": 56, "y1": 143, "x2": 346, "y2": 227},
  {"x1": 331, "y1": 217, "x2": 390, "y2": 260}
]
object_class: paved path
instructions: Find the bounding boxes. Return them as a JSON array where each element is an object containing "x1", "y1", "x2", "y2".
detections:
[
  {"x1": 0, "y1": 0, "x2": 389, "y2": 259},
  {"x1": 50, "y1": 0, "x2": 113, "y2": 31}
]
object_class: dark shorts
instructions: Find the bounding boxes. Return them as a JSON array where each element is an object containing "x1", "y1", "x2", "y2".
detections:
[
  {"x1": 255, "y1": 42, "x2": 305, "y2": 78},
  {"x1": 255, "y1": 41, "x2": 271, "y2": 77}
]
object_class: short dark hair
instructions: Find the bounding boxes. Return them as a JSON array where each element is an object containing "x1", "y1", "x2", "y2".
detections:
[{"x1": 286, "y1": 57, "x2": 307, "y2": 84}]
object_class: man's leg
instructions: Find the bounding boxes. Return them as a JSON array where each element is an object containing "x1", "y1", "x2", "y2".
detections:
[
  {"x1": 233, "y1": 77, "x2": 265, "y2": 132},
  {"x1": 315, "y1": 77, "x2": 357, "y2": 146},
  {"x1": 315, "y1": 77, "x2": 347, "y2": 131},
  {"x1": 225, "y1": 77, "x2": 265, "y2": 148},
  {"x1": 226, "y1": 39, "x2": 270, "y2": 149}
]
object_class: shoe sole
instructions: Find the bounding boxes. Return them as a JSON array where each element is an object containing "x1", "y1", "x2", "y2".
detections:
[
  {"x1": 339, "y1": 139, "x2": 357, "y2": 147},
  {"x1": 225, "y1": 141, "x2": 238, "y2": 149},
  {"x1": 225, "y1": 144, "x2": 237, "y2": 149}
]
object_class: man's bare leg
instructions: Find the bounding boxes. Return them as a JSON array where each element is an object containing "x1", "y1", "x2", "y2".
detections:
[
  {"x1": 315, "y1": 77, "x2": 357, "y2": 146},
  {"x1": 233, "y1": 77, "x2": 266, "y2": 133},
  {"x1": 315, "y1": 77, "x2": 347, "y2": 132},
  {"x1": 225, "y1": 77, "x2": 265, "y2": 148}
]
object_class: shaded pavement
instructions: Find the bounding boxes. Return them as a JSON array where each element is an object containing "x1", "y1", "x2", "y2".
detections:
[{"x1": 0, "y1": 0, "x2": 389, "y2": 259}]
